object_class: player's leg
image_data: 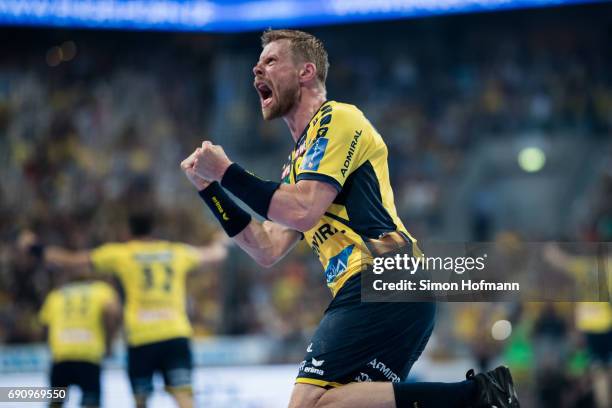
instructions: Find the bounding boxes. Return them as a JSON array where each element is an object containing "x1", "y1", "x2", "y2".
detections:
[
  {"x1": 49, "y1": 362, "x2": 69, "y2": 408},
  {"x1": 288, "y1": 381, "x2": 471, "y2": 408},
  {"x1": 586, "y1": 331, "x2": 612, "y2": 408},
  {"x1": 592, "y1": 365, "x2": 610, "y2": 408},
  {"x1": 295, "y1": 276, "x2": 434, "y2": 385},
  {"x1": 290, "y1": 273, "x2": 519, "y2": 408},
  {"x1": 168, "y1": 389, "x2": 193, "y2": 408},
  {"x1": 290, "y1": 365, "x2": 476, "y2": 408},
  {"x1": 291, "y1": 273, "x2": 443, "y2": 408},
  {"x1": 127, "y1": 343, "x2": 156, "y2": 408},
  {"x1": 159, "y1": 337, "x2": 194, "y2": 408},
  {"x1": 287, "y1": 383, "x2": 326, "y2": 408},
  {"x1": 75, "y1": 362, "x2": 101, "y2": 408},
  {"x1": 290, "y1": 369, "x2": 518, "y2": 408},
  {"x1": 288, "y1": 382, "x2": 394, "y2": 408}
]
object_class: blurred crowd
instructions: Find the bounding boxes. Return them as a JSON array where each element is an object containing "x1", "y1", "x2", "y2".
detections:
[{"x1": 0, "y1": 5, "x2": 610, "y2": 405}]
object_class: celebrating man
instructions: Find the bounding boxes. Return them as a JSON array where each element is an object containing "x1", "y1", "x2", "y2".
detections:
[{"x1": 181, "y1": 29, "x2": 520, "y2": 408}]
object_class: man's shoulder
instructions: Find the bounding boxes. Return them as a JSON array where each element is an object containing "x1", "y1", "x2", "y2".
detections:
[
  {"x1": 43, "y1": 288, "x2": 60, "y2": 302},
  {"x1": 90, "y1": 280, "x2": 114, "y2": 293},
  {"x1": 326, "y1": 101, "x2": 364, "y2": 118},
  {"x1": 311, "y1": 101, "x2": 366, "y2": 132}
]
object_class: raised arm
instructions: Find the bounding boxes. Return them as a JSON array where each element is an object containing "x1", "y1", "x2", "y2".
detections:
[
  {"x1": 234, "y1": 220, "x2": 302, "y2": 267},
  {"x1": 45, "y1": 247, "x2": 92, "y2": 269},
  {"x1": 18, "y1": 230, "x2": 91, "y2": 269},
  {"x1": 266, "y1": 179, "x2": 338, "y2": 232},
  {"x1": 181, "y1": 151, "x2": 305, "y2": 267},
  {"x1": 191, "y1": 240, "x2": 229, "y2": 266},
  {"x1": 184, "y1": 143, "x2": 338, "y2": 232}
]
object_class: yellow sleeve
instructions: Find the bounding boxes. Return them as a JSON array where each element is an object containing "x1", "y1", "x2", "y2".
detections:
[
  {"x1": 176, "y1": 244, "x2": 201, "y2": 272},
  {"x1": 38, "y1": 293, "x2": 55, "y2": 325},
  {"x1": 296, "y1": 106, "x2": 369, "y2": 191},
  {"x1": 90, "y1": 244, "x2": 122, "y2": 275}
]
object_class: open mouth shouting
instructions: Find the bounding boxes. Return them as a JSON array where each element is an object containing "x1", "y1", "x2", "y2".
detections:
[{"x1": 255, "y1": 81, "x2": 274, "y2": 109}]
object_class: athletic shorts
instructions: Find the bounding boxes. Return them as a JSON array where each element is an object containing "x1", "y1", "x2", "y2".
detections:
[
  {"x1": 296, "y1": 273, "x2": 436, "y2": 388},
  {"x1": 50, "y1": 361, "x2": 101, "y2": 406},
  {"x1": 127, "y1": 337, "x2": 193, "y2": 396}
]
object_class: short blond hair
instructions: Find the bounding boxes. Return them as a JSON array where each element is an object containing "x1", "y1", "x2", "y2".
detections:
[{"x1": 261, "y1": 29, "x2": 329, "y2": 85}]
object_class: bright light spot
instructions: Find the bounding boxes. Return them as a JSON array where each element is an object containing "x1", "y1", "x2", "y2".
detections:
[
  {"x1": 491, "y1": 319, "x2": 512, "y2": 341},
  {"x1": 61, "y1": 41, "x2": 77, "y2": 61},
  {"x1": 518, "y1": 147, "x2": 546, "y2": 173},
  {"x1": 46, "y1": 46, "x2": 63, "y2": 67}
]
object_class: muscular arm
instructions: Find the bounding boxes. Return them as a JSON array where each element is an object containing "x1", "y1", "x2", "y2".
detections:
[
  {"x1": 18, "y1": 231, "x2": 92, "y2": 270},
  {"x1": 268, "y1": 180, "x2": 338, "y2": 232},
  {"x1": 181, "y1": 149, "x2": 335, "y2": 266},
  {"x1": 44, "y1": 246, "x2": 92, "y2": 269},
  {"x1": 233, "y1": 220, "x2": 302, "y2": 267},
  {"x1": 231, "y1": 179, "x2": 336, "y2": 266},
  {"x1": 185, "y1": 143, "x2": 338, "y2": 232},
  {"x1": 192, "y1": 238, "x2": 230, "y2": 267}
]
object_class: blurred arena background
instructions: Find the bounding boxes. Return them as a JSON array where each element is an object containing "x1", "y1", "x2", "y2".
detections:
[{"x1": 0, "y1": 0, "x2": 611, "y2": 407}]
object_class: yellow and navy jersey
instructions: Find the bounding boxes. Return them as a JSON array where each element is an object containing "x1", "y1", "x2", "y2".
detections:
[
  {"x1": 280, "y1": 100, "x2": 416, "y2": 296},
  {"x1": 90, "y1": 240, "x2": 200, "y2": 346},
  {"x1": 564, "y1": 255, "x2": 612, "y2": 333},
  {"x1": 39, "y1": 281, "x2": 117, "y2": 364},
  {"x1": 576, "y1": 302, "x2": 612, "y2": 333}
]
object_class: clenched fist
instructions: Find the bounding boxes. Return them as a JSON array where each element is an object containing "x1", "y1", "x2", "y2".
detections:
[
  {"x1": 191, "y1": 141, "x2": 233, "y2": 182},
  {"x1": 181, "y1": 148, "x2": 211, "y2": 190},
  {"x1": 180, "y1": 141, "x2": 233, "y2": 190}
]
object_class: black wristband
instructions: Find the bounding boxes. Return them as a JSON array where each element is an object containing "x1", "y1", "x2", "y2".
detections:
[
  {"x1": 221, "y1": 163, "x2": 280, "y2": 219},
  {"x1": 199, "y1": 182, "x2": 252, "y2": 237}
]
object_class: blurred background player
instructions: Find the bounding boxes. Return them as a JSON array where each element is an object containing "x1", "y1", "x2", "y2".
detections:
[
  {"x1": 38, "y1": 267, "x2": 121, "y2": 408},
  {"x1": 545, "y1": 243, "x2": 611, "y2": 408},
  {"x1": 29, "y1": 212, "x2": 229, "y2": 408}
]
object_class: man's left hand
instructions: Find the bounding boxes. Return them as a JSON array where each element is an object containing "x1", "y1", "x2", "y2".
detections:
[{"x1": 192, "y1": 141, "x2": 233, "y2": 182}]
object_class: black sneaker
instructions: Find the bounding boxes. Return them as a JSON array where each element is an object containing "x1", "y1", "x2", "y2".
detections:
[{"x1": 467, "y1": 366, "x2": 520, "y2": 408}]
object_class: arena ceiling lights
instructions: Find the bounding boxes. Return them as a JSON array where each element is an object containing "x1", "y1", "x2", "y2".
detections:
[{"x1": 0, "y1": 0, "x2": 604, "y2": 32}]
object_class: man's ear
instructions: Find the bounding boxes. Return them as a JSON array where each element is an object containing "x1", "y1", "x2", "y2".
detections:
[{"x1": 299, "y1": 62, "x2": 317, "y2": 84}]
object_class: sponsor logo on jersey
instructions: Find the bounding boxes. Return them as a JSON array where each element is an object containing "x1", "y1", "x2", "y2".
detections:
[
  {"x1": 301, "y1": 137, "x2": 329, "y2": 171},
  {"x1": 310, "y1": 223, "x2": 344, "y2": 256},
  {"x1": 299, "y1": 358, "x2": 325, "y2": 376},
  {"x1": 367, "y1": 358, "x2": 401, "y2": 383},
  {"x1": 303, "y1": 366, "x2": 325, "y2": 376},
  {"x1": 340, "y1": 130, "x2": 362, "y2": 177},
  {"x1": 311, "y1": 357, "x2": 325, "y2": 367},
  {"x1": 355, "y1": 372, "x2": 372, "y2": 382},
  {"x1": 324, "y1": 244, "x2": 355, "y2": 283}
]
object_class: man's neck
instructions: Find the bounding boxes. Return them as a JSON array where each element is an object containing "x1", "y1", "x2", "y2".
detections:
[{"x1": 282, "y1": 87, "x2": 327, "y2": 143}]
